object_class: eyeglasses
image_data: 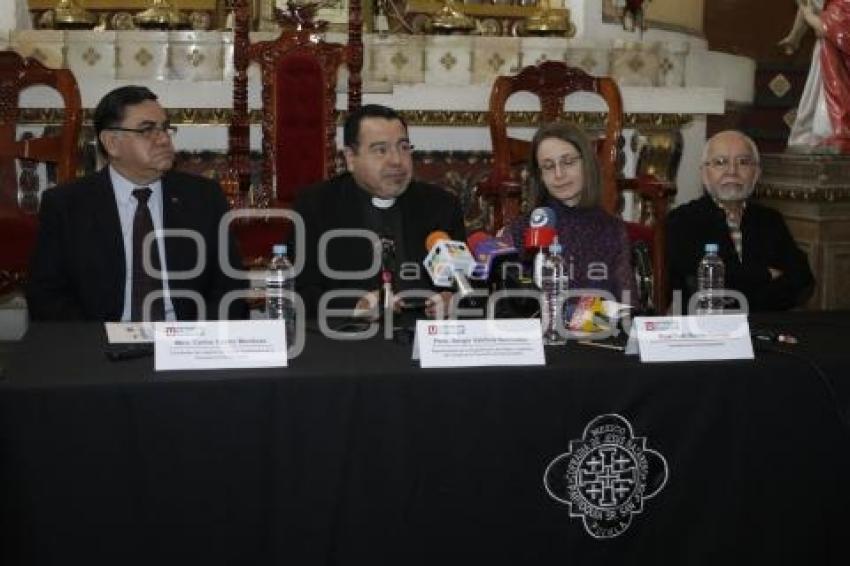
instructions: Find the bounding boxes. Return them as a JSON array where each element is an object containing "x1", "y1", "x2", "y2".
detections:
[
  {"x1": 703, "y1": 156, "x2": 758, "y2": 171},
  {"x1": 105, "y1": 123, "x2": 178, "y2": 140},
  {"x1": 540, "y1": 154, "x2": 582, "y2": 174},
  {"x1": 358, "y1": 140, "x2": 415, "y2": 159}
]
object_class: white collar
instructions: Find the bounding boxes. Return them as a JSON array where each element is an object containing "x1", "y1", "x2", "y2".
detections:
[{"x1": 371, "y1": 196, "x2": 396, "y2": 209}]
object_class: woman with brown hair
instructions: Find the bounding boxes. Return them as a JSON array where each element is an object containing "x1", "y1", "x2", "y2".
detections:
[{"x1": 503, "y1": 122, "x2": 636, "y2": 304}]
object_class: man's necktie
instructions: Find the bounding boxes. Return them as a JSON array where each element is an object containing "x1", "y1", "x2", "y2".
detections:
[{"x1": 131, "y1": 187, "x2": 164, "y2": 321}]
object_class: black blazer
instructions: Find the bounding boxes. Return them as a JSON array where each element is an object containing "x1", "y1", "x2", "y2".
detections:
[
  {"x1": 294, "y1": 173, "x2": 467, "y2": 317},
  {"x1": 27, "y1": 168, "x2": 248, "y2": 321},
  {"x1": 667, "y1": 194, "x2": 814, "y2": 313}
]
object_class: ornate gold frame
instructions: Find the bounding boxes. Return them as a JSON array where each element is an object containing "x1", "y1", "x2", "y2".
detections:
[{"x1": 18, "y1": 107, "x2": 693, "y2": 131}]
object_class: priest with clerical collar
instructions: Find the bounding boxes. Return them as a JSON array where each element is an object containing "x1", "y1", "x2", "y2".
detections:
[{"x1": 293, "y1": 104, "x2": 466, "y2": 320}]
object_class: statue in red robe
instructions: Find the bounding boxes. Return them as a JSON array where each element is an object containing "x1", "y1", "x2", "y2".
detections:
[{"x1": 779, "y1": 0, "x2": 850, "y2": 153}]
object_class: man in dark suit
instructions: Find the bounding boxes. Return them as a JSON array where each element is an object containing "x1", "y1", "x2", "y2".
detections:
[
  {"x1": 667, "y1": 130, "x2": 814, "y2": 313},
  {"x1": 294, "y1": 104, "x2": 466, "y2": 319},
  {"x1": 27, "y1": 86, "x2": 248, "y2": 321}
]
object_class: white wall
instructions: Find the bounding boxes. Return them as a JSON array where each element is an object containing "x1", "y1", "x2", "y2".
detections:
[{"x1": 1, "y1": 0, "x2": 32, "y2": 31}]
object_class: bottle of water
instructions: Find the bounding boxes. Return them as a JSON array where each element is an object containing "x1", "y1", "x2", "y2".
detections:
[
  {"x1": 696, "y1": 243, "x2": 725, "y2": 315},
  {"x1": 266, "y1": 244, "x2": 295, "y2": 346},
  {"x1": 541, "y1": 237, "x2": 567, "y2": 345}
]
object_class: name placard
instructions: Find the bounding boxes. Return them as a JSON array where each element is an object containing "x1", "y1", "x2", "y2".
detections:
[
  {"x1": 414, "y1": 319, "x2": 545, "y2": 368},
  {"x1": 154, "y1": 320, "x2": 287, "y2": 371},
  {"x1": 626, "y1": 314, "x2": 754, "y2": 363},
  {"x1": 105, "y1": 322, "x2": 154, "y2": 343}
]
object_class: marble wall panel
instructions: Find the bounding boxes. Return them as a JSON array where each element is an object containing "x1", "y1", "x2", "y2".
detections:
[
  {"x1": 520, "y1": 36, "x2": 567, "y2": 68},
  {"x1": 564, "y1": 44, "x2": 611, "y2": 76},
  {"x1": 425, "y1": 36, "x2": 472, "y2": 86},
  {"x1": 169, "y1": 31, "x2": 223, "y2": 81},
  {"x1": 471, "y1": 36, "x2": 520, "y2": 83},
  {"x1": 367, "y1": 35, "x2": 425, "y2": 85},
  {"x1": 659, "y1": 42, "x2": 689, "y2": 87},
  {"x1": 66, "y1": 31, "x2": 116, "y2": 80},
  {"x1": 610, "y1": 41, "x2": 661, "y2": 86},
  {"x1": 10, "y1": 30, "x2": 65, "y2": 69},
  {"x1": 116, "y1": 31, "x2": 170, "y2": 80}
]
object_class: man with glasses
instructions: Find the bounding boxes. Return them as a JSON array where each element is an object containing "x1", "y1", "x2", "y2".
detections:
[
  {"x1": 294, "y1": 104, "x2": 465, "y2": 319},
  {"x1": 667, "y1": 130, "x2": 814, "y2": 313},
  {"x1": 27, "y1": 85, "x2": 247, "y2": 321}
]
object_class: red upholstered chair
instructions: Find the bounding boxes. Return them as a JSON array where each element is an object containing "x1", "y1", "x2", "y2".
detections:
[
  {"x1": 228, "y1": 0, "x2": 363, "y2": 266},
  {"x1": 480, "y1": 60, "x2": 675, "y2": 312},
  {"x1": 0, "y1": 50, "x2": 81, "y2": 295}
]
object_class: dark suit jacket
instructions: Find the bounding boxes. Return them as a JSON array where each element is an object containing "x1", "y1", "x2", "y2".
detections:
[
  {"x1": 294, "y1": 173, "x2": 466, "y2": 317},
  {"x1": 27, "y1": 168, "x2": 248, "y2": 321},
  {"x1": 667, "y1": 194, "x2": 814, "y2": 313}
]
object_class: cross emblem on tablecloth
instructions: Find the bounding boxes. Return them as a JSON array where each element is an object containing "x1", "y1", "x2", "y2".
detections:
[
  {"x1": 580, "y1": 447, "x2": 636, "y2": 507},
  {"x1": 544, "y1": 413, "x2": 669, "y2": 539}
]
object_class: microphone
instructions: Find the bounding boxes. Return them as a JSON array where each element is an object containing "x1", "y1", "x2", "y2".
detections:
[
  {"x1": 422, "y1": 230, "x2": 477, "y2": 297},
  {"x1": 379, "y1": 236, "x2": 396, "y2": 313},
  {"x1": 467, "y1": 231, "x2": 519, "y2": 283},
  {"x1": 523, "y1": 206, "x2": 557, "y2": 249},
  {"x1": 524, "y1": 207, "x2": 558, "y2": 288}
]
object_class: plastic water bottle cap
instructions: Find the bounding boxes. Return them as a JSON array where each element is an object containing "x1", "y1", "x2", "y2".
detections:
[{"x1": 704, "y1": 243, "x2": 719, "y2": 253}]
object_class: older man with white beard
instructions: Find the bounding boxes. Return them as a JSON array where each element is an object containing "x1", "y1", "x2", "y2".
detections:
[{"x1": 667, "y1": 130, "x2": 814, "y2": 313}]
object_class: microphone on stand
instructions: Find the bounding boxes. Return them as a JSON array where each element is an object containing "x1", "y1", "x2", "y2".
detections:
[
  {"x1": 379, "y1": 235, "x2": 396, "y2": 314},
  {"x1": 422, "y1": 230, "x2": 477, "y2": 298},
  {"x1": 524, "y1": 207, "x2": 558, "y2": 288},
  {"x1": 523, "y1": 206, "x2": 558, "y2": 249}
]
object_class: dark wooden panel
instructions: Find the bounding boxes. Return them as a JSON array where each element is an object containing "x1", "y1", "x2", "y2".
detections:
[{"x1": 704, "y1": 0, "x2": 814, "y2": 64}]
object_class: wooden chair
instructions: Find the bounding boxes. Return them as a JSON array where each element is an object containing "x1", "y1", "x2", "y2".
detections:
[
  {"x1": 228, "y1": 0, "x2": 363, "y2": 266},
  {"x1": 0, "y1": 50, "x2": 82, "y2": 295},
  {"x1": 480, "y1": 60, "x2": 675, "y2": 312}
]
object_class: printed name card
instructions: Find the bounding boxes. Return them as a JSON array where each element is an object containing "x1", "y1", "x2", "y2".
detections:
[
  {"x1": 626, "y1": 314, "x2": 754, "y2": 363},
  {"x1": 415, "y1": 319, "x2": 545, "y2": 368},
  {"x1": 154, "y1": 320, "x2": 288, "y2": 371},
  {"x1": 105, "y1": 322, "x2": 154, "y2": 343}
]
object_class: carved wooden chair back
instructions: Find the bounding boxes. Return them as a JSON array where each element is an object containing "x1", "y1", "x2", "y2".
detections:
[
  {"x1": 484, "y1": 60, "x2": 674, "y2": 311},
  {"x1": 229, "y1": 0, "x2": 363, "y2": 210},
  {"x1": 0, "y1": 50, "x2": 82, "y2": 201},
  {"x1": 0, "y1": 50, "x2": 81, "y2": 296},
  {"x1": 227, "y1": 1, "x2": 363, "y2": 267}
]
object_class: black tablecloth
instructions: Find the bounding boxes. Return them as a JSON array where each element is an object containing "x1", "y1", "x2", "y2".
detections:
[{"x1": 2, "y1": 313, "x2": 849, "y2": 565}]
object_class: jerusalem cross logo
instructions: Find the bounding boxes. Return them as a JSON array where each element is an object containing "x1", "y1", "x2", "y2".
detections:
[{"x1": 543, "y1": 413, "x2": 668, "y2": 539}]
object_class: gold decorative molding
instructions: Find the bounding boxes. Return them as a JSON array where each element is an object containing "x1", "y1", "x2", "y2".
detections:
[
  {"x1": 407, "y1": 0, "x2": 568, "y2": 19},
  {"x1": 756, "y1": 184, "x2": 850, "y2": 202},
  {"x1": 757, "y1": 152, "x2": 850, "y2": 201},
  {"x1": 16, "y1": 108, "x2": 693, "y2": 130},
  {"x1": 394, "y1": 110, "x2": 692, "y2": 129},
  {"x1": 17, "y1": 108, "x2": 76, "y2": 124},
  {"x1": 29, "y1": 0, "x2": 214, "y2": 9},
  {"x1": 400, "y1": 0, "x2": 573, "y2": 37}
]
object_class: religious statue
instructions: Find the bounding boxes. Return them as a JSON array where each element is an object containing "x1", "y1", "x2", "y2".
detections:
[
  {"x1": 275, "y1": 0, "x2": 329, "y2": 31},
  {"x1": 614, "y1": 0, "x2": 650, "y2": 33},
  {"x1": 778, "y1": 0, "x2": 850, "y2": 154}
]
